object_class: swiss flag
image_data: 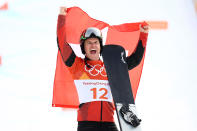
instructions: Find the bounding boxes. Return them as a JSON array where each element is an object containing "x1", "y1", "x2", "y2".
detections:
[
  {"x1": 52, "y1": 7, "x2": 148, "y2": 108},
  {"x1": 0, "y1": 2, "x2": 8, "y2": 10}
]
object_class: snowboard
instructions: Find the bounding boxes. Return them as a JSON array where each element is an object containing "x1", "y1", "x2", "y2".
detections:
[{"x1": 102, "y1": 45, "x2": 141, "y2": 131}]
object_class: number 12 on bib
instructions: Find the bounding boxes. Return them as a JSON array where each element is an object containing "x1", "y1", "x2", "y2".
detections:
[{"x1": 102, "y1": 45, "x2": 142, "y2": 131}]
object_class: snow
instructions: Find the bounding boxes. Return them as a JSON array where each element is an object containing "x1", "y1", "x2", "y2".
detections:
[{"x1": 0, "y1": 0, "x2": 197, "y2": 131}]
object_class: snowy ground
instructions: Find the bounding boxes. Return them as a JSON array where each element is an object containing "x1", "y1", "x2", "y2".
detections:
[{"x1": 0, "y1": 0, "x2": 197, "y2": 131}]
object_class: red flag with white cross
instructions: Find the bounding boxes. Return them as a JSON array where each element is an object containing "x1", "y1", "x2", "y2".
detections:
[{"x1": 52, "y1": 7, "x2": 148, "y2": 108}]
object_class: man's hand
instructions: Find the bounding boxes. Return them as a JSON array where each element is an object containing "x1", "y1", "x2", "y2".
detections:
[
  {"x1": 139, "y1": 22, "x2": 149, "y2": 47},
  {"x1": 59, "y1": 7, "x2": 67, "y2": 15},
  {"x1": 139, "y1": 23, "x2": 150, "y2": 34}
]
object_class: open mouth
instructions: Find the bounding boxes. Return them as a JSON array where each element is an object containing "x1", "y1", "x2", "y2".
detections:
[{"x1": 90, "y1": 49, "x2": 97, "y2": 54}]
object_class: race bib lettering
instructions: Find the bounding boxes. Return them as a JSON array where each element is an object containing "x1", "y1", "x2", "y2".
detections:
[
  {"x1": 74, "y1": 80, "x2": 113, "y2": 104},
  {"x1": 90, "y1": 88, "x2": 108, "y2": 100}
]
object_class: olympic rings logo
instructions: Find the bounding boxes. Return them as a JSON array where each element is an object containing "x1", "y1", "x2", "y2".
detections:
[{"x1": 85, "y1": 64, "x2": 107, "y2": 77}]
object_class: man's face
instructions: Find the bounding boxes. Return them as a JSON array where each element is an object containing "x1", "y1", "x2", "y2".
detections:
[{"x1": 84, "y1": 37, "x2": 101, "y2": 61}]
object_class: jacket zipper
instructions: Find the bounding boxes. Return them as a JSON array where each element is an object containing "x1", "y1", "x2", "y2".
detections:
[{"x1": 101, "y1": 101, "x2": 103, "y2": 121}]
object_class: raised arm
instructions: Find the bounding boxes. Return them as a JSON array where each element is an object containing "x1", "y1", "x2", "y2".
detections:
[
  {"x1": 126, "y1": 23, "x2": 149, "y2": 70},
  {"x1": 57, "y1": 7, "x2": 76, "y2": 67}
]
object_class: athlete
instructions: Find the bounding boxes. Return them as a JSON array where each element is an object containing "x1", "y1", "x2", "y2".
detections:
[{"x1": 57, "y1": 7, "x2": 149, "y2": 131}]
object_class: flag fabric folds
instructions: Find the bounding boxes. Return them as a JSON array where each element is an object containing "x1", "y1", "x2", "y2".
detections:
[{"x1": 52, "y1": 7, "x2": 148, "y2": 108}]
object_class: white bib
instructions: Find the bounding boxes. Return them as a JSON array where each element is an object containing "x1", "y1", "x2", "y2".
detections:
[{"x1": 74, "y1": 80, "x2": 113, "y2": 104}]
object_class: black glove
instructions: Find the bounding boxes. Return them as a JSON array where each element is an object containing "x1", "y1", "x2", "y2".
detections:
[{"x1": 120, "y1": 104, "x2": 141, "y2": 127}]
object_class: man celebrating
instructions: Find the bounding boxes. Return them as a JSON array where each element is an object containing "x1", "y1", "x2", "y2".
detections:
[{"x1": 57, "y1": 7, "x2": 149, "y2": 131}]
